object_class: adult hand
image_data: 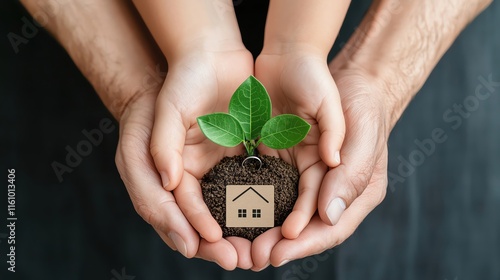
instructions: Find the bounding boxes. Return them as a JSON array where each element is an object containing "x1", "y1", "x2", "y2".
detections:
[
  {"x1": 19, "y1": 0, "x2": 254, "y2": 270},
  {"x1": 116, "y1": 90, "x2": 250, "y2": 270},
  {"x1": 149, "y1": 49, "x2": 256, "y2": 269},
  {"x1": 257, "y1": 68, "x2": 389, "y2": 267},
  {"x1": 252, "y1": 0, "x2": 493, "y2": 267},
  {"x1": 19, "y1": 0, "x2": 208, "y2": 264}
]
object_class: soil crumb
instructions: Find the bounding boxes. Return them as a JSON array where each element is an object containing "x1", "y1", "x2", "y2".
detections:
[{"x1": 201, "y1": 155, "x2": 299, "y2": 241}]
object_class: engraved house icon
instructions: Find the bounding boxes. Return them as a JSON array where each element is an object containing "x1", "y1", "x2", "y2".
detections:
[{"x1": 226, "y1": 185, "x2": 274, "y2": 228}]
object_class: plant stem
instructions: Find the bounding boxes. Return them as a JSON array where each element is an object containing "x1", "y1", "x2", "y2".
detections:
[{"x1": 244, "y1": 139, "x2": 258, "y2": 156}]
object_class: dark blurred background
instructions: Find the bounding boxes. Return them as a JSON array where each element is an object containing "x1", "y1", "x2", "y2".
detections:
[{"x1": 1, "y1": 0, "x2": 499, "y2": 279}]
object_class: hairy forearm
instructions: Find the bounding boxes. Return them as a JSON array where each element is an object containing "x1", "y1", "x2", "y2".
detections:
[
  {"x1": 263, "y1": 0, "x2": 351, "y2": 56},
  {"x1": 131, "y1": 0, "x2": 244, "y2": 61},
  {"x1": 20, "y1": 0, "x2": 163, "y2": 120},
  {"x1": 331, "y1": 0, "x2": 492, "y2": 128}
]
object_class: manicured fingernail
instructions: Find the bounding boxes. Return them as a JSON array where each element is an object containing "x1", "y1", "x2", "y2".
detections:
[
  {"x1": 334, "y1": 151, "x2": 341, "y2": 164},
  {"x1": 278, "y1": 260, "x2": 290, "y2": 267},
  {"x1": 160, "y1": 171, "x2": 170, "y2": 188},
  {"x1": 168, "y1": 232, "x2": 187, "y2": 257},
  {"x1": 326, "y1": 197, "x2": 346, "y2": 225}
]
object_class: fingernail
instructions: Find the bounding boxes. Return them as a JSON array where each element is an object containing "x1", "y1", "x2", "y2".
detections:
[
  {"x1": 256, "y1": 261, "x2": 270, "y2": 272},
  {"x1": 160, "y1": 171, "x2": 170, "y2": 188},
  {"x1": 334, "y1": 151, "x2": 341, "y2": 164},
  {"x1": 168, "y1": 232, "x2": 187, "y2": 257},
  {"x1": 326, "y1": 197, "x2": 346, "y2": 225},
  {"x1": 278, "y1": 260, "x2": 290, "y2": 267}
]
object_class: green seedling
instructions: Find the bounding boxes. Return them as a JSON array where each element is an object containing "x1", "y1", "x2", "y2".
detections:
[{"x1": 197, "y1": 76, "x2": 311, "y2": 156}]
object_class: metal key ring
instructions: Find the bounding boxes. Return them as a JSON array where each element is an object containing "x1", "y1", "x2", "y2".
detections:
[{"x1": 242, "y1": 155, "x2": 263, "y2": 170}]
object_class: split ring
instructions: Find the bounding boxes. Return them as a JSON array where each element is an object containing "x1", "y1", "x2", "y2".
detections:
[{"x1": 242, "y1": 155, "x2": 263, "y2": 170}]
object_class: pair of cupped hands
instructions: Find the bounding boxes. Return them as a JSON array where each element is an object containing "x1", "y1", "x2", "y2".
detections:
[{"x1": 115, "y1": 44, "x2": 389, "y2": 270}]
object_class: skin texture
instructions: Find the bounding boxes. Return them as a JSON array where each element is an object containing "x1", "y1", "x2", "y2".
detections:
[
  {"x1": 19, "y1": 0, "x2": 163, "y2": 120},
  {"x1": 131, "y1": 0, "x2": 259, "y2": 270},
  {"x1": 321, "y1": 0, "x2": 494, "y2": 229},
  {"x1": 130, "y1": 0, "x2": 350, "y2": 269},
  {"x1": 19, "y1": 0, "x2": 247, "y2": 270},
  {"x1": 252, "y1": 0, "x2": 493, "y2": 268},
  {"x1": 255, "y1": 0, "x2": 351, "y2": 244},
  {"x1": 21, "y1": 0, "x2": 493, "y2": 271}
]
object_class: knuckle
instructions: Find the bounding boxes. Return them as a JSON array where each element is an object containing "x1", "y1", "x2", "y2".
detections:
[
  {"x1": 377, "y1": 186, "x2": 388, "y2": 206},
  {"x1": 114, "y1": 151, "x2": 124, "y2": 174},
  {"x1": 134, "y1": 202, "x2": 158, "y2": 227},
  {"x1": 327, "y1": 229, "x2": 352, "y2": 248},
  {"x1": 375, "y1": 175, "x2": 388, "y2": 206},
  {"x1": 134, "y1": 199, "x2": 177, "y2": 230},
  {"x1": 118, "y1": 126, "x2": 150, "y2": 161},
  {"x1": 336, "y1": 229, "x2": 355, "y2": 247},
  {"x1": 149, "y1": 142, "x2": 163, "y2": 160},
  {"x1": 326, "y1": 234, "x2": 340, "y2": 248},
  {"x1": 344, "y1": 165, "x2": 372, "y2": 203},
  {"x1": 115, "y1": 134, "x2": 151, "y2": 181}
]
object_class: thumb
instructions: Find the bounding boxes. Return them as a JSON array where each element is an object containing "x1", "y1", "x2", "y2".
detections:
[
  {"x1": 299, "y1": 65, "x2": 345, "y2": 168},
  {"x1": 316, "y1": 80, "x2": 345, "y2": 168},
  {"x1": 150, "y1": 98, "x2": 186, "y2": 191},
  {"x1": 318, "y1": 114, "x2": 380, "y2": 226}
]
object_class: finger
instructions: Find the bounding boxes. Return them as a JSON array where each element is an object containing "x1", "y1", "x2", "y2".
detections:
[
  {"x1": 290, "y1": 62, "x2": 345, "y2": 168},
  {"x1": 251, "y1": 227, "x2": 283, "y2": 270},
  {"x1": 116, "y1": 137, "x2": 199, "y2": 258},
  {"x1": 281, "y1": 161, "x2": 326, "y2": 239},
  {"x1": 226, "y1": 237, "x2": 253, "y2": 269},
  {"x1": 318, "y1": 117, "x2": 380, "y2": 226},
  {"x1": 174, "y1": 171, "x2": 223, "y2": 242},
  {"x1": 271, "y1": 217, "x2": 331, "y2": 266},
  {"x1": 150, "y1": 94, "x2": 186, "y2": 191},
  {"x1": 271, "y1": 177, "x2": 386, "y2": 265},
  {"x1": 316, "y1": 76, "x2": 345, "y2": 168},
  {"x1": 154, "y1": 228, "x2": 183, "y2": 251},
  {"x1": 195, "y1": 238, "x2": 238, "y2": 271},
  {"x1": 130, "y1": 185, "x2": 200, "y2": 258}
]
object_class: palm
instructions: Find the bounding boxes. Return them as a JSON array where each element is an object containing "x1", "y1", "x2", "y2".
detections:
[
  {"x1": 148, "y1": 49, "x2": 258, "y2": 269},
  {"x1": 331, "y1": 69, "x2": 389, "y2": 193},
  {"x1": 260, "y1": 70, "x2": 389, "y2": 266},
  {"x1": 115, "y1": 92, "x2": 196, "y2": 255},
  {"x1": 254, "y1": 53, "x2": 344, "y2": 240},
  {"x1": 173, "y1": 51, "x2": 254, "y2": 177},
  {"x1": 256, "y1": 54, "x2": 318, "y2": 165}
]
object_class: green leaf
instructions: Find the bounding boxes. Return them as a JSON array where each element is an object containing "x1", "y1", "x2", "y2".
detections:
[
  {"x1": 197, "y1": 113, "x2": 244, "y2": 147},
  {"x1": 260, "y1": 114, "x2": 311, "y2": 149},
  {"x1": 229, "y1": 76, "x2": 271, "y2": 140}
]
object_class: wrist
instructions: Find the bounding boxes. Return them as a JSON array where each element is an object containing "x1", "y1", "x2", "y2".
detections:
[
  {"x1": 331, "y1": 0, "x2": 493, "y2": 133},
  {"x1": 261, "y1": 42, "x2": 328, "y2": 59},
  {"x1": 21, "y1": 0, "x2": 166, "y2": 121},
  {"x1": 131, "y1": 0, "x2": 245, "y2": 62},
  {"x1": 332, "y1": 62, "x2": 402, "y2": 135},
  {"x1": 167, "y1": 34, "x2": 247, "y2": 63},
  {"x1": 263, "y1": 0, "x2": 349, "y2": 58}
]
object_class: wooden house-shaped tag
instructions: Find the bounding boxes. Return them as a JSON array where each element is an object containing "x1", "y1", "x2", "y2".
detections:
[{"x1": 226, "y1": 185, "x2": 274, "y2": 228}]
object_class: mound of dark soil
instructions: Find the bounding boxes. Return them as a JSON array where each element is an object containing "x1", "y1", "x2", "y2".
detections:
[{"x1": 201, "y1": 155, "x2": 299, "y2": 241}]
